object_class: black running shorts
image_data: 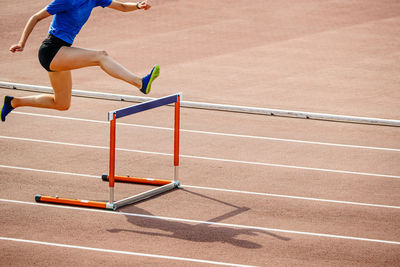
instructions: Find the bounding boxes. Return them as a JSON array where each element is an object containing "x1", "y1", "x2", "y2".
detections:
[{"x1": 38, "y1": 34, "x2": 71, "y2": 72}]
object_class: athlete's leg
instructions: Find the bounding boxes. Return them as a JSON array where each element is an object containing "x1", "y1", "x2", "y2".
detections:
[
  {"x1": 50, "y1": 46, "x2": 143, "y2": 89},
  {"x1": 11, "y1": 71, "x2": 72, "y2": 111}
]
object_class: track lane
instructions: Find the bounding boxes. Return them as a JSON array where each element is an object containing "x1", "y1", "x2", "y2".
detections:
[
  {"x1": 1, "y1": 164, "x2": 399, "y2": 243},
  {"x1": 0, "y1": 200, "x2": 399, "y2": 266}
]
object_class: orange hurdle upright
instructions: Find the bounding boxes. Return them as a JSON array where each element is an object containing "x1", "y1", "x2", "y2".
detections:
[
  {"x1": 36, "y1": 93, "x2": 182, "y2": 210},
  {"x1": 174, "y1": 95, "x2": 180, "y2": 181}
]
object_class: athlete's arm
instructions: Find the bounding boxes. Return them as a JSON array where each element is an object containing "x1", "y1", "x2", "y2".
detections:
[
  {"x1": 9, "y1": 8, "x2": 51, "y2": 53},
  {"x1": 108, "y1": 1, "x2": 151, "y2": 12}
]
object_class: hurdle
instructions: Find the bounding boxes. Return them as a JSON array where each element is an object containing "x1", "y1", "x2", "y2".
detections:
[{"x1": 35, "y1": 93, "x2": 182, "y2": 210}]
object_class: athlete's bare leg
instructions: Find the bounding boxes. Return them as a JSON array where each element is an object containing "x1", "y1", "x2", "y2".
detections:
[
  {"x1": 50, "y1": 46, "x2": 143, "y2": 88},
  {"x1": 11, "y1": 70, "x2": 72, "y2": 110},
  {"x1": 4, "y1": 45, "x2": 158, "y2": 120}
]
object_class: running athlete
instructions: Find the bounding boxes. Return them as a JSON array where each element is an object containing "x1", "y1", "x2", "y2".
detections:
[{"x1": 2, "y1": 0, "x2": 159, "y2": 122}]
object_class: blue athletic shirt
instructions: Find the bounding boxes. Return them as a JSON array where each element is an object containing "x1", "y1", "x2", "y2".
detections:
[{"x1": 46, "y1": 0, "x2": 113, "y2": 44}]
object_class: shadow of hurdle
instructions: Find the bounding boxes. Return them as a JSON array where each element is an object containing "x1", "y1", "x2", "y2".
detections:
[{"x1": 107, "y1": 189, "x2": 290, "y2": 249}]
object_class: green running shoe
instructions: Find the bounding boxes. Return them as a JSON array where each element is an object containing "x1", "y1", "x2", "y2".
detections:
[{"x1": 140, "y1": 64, "x2": 160, "y2": 94}]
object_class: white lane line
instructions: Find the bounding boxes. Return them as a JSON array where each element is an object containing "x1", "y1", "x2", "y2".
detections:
[
  {"x1": 1, "y1": 199, "x2": 399, "y2": 245},
  {"x1": 180, "y1": 154, "x2": 400, "y2": 179},
  {"x1": 1, "y1": 135, "x2": 400, "y2": 179},
  {"x1": 13, "y1": 111, "x2": 400, "y2": 152},
  {"x1": 1, "y1": 164, "x2": 399, "y2": 209},
  {"x1": 0, "y1": 165, "x2": 99, "y2": 178},
  {"x1": 184, "y1": 185, "x2": 400, "y2": 210},
  {"x1": 0, "y1": 237, "x2": 253, "y2": 267}
]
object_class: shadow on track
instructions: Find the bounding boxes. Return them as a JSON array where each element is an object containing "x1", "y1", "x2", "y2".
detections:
[{"x1": 107, "y1": 189, "x2": 290, "y2": 249}]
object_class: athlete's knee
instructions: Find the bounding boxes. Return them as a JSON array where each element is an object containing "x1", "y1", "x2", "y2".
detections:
[{"x1": 96, "y1": 50, "x2": 109, "y2": 64}]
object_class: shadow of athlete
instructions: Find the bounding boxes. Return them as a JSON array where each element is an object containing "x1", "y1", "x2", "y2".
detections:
[{"x1": 108, "y1": 204, "x2": 290, "y2": 249}]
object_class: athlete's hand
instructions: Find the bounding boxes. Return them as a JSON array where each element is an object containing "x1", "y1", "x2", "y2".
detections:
[
  {"x1": 9, "y1": 44, "x2": 24, "y2": 53},
  {"x1": 138, "y1": 1, "x2": 151, "y2": 10}
]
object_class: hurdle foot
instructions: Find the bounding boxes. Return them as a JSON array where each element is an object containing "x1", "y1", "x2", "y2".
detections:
[
  {"x1": 35, "y1": 194, "x2": 42, "y2": 202},
  {"x1": 174, "y1": 180, "x2": 181, "y2": 188},
  {"x1": 106, "y1": 202, "x2": 116, "y2": 210}
]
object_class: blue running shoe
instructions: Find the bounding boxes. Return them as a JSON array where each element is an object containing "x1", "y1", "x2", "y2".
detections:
[
  {"x1": 140, "y1": 64, "x2": 160, "y2": 94},
  {"x1": 1, "y1": 96, "x2": 14, "y2": 122}
]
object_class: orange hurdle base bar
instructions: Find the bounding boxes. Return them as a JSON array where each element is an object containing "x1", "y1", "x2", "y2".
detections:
[
  {"x1": 101, "y1": 174, "x2": 176, "y2": 186},
  {"x1": 35, "y1": 195, "x2": 113, "y2": 210}
]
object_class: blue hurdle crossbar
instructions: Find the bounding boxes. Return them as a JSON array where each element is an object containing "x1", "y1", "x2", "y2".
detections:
[{"x1": 108, "y1": 93, "x2": 182, "y2": 121}]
